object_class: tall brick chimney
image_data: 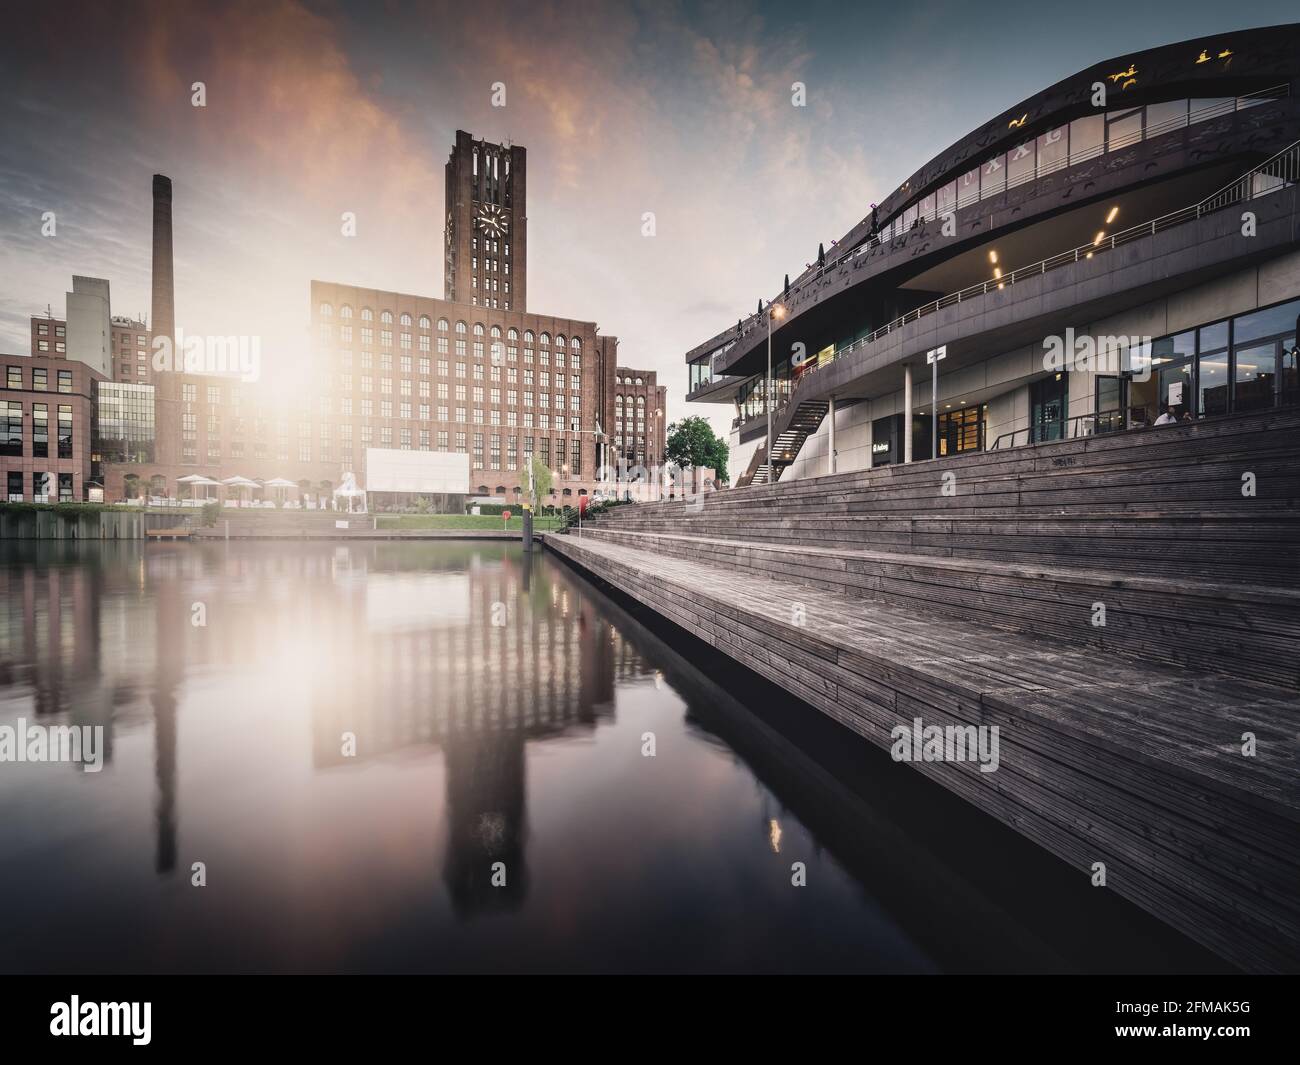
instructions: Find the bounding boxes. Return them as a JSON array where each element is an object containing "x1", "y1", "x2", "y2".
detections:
[
  {"x1": 151, "y1": 174, "x2": 179, "y2": 468},
  {"x1": 151, "y1": 174, "x2": 174, "y2": 347}
]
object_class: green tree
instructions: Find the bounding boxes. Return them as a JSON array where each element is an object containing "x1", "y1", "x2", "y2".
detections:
[
  {"x1": 665, "y1": 416, "x2": 730, "y2": 484},
  {"x1": 527, "y1": 455, "x2": 553, "y2": 510}
]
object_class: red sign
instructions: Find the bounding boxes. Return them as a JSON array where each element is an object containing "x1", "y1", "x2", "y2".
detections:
[
  {"x1": 502, "y1": 510, "x2": 512, "y2": 521},
  {"x1": 579, "y1": 495, "x2": 589, "y2": 515}
]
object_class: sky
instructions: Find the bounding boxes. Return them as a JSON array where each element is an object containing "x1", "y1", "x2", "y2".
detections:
[{"x1": 1, "y1": 0, "x2": 1296, "y2": 437}]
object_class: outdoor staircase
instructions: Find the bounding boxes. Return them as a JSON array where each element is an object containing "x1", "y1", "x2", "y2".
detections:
[
  {"x1": 550, "y1": 406, "x2": 1300, "y2": 972},
  {"x1": 736, "y1": 396, "x2": 831, "y2": 486}
]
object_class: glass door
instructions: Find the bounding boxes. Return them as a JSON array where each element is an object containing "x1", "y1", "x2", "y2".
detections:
[{"x1": 1030, "y1": 374, "x2": 1067, "y2": 442}]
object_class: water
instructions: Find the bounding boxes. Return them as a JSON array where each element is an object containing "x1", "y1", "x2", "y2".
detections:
[{"x1": 0, "y1": 540, "x2": 1225, "y2": 973}]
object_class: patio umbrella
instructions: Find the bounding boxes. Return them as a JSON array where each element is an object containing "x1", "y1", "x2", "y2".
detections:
[
  {"x1": 262, "y1": 477, "x2": 299, "y2": 505},
  {"x1": 220, "y1": 475, "x2": 259, "y2": 506},
  {"x1": 177, "y1": 473, "x2": 220, "y2": 502}
]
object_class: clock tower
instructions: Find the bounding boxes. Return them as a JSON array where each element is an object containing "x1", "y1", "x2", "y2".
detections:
[{"x1": 444, "y1": 130, "x2": 527, "y2": 312}]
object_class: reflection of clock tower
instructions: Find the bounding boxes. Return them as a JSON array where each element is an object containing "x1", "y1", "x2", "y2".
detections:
[{"x1": 444, "y1": 130, "x2": 527, "y2": 312}]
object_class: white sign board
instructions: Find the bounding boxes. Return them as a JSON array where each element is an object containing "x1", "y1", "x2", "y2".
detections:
[
  {"x1": 365, "y1": 448, "x2": 470, "y2": 494},
  {"x1": 1168, "y1": 381, "x2": 1184, "y2": 405},
  {"x1": 926, "y1": 345, "x2": 947, "y2": 364}
]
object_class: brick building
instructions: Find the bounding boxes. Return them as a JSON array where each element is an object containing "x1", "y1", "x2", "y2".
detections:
[
  {"x1": 612, "y1": 367, "x2": 667, "y2": 470},
  {"x1": 14, "y1": 132, "x2": 666, "y2": 506},
  {"x1": 1, "y1": 352, "x2": 103, "y2": 503}
]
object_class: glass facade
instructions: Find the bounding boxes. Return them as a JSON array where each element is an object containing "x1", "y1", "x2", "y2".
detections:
[
  {"x1": 96, "y1": 382, "x2": 156, "y2": 463},
  {"x1": 1132, "y1": 298, "x2": 1299, "y2": 422}
]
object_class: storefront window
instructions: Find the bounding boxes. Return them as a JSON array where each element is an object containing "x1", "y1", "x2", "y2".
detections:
[
  {"x1": 1233, "y1": 343, "x2": 1277, "y2": 412},
  {"x1": 1197, "y1": 351, "x2": 1230, "y2": 416},
  {"x1": 938, "y1": 405, "x2": 986, "y2": 455}
]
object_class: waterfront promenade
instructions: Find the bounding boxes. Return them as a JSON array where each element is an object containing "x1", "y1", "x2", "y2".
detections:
[{"x1": 548, "y1": 408, "x2": 1300, "y2": 972}]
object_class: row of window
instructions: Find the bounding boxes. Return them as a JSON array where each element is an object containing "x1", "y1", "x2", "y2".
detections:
[
  {"x1": 6, "y1": 471, "x2": 75, "y2": 504},
  {"x1": 876, "y1": 93, "x2": 1273, "y2": 242},
  {"x1": 1, "y1": 401, "x2": 74, "y2": 459},
  {"x1": 5, "y1": 366, "x2": 75, "y2": 393},
  {"x1": 316, "y1": 306, "x2": 582, "y2": 350},
  {"x1": 332, "y1": 353, "x2": 581, "y2": 376}
]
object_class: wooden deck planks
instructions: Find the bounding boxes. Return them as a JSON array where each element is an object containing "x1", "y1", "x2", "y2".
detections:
[{"x1": 546, "y1": 531, "x2": 1300, "y2": 973}]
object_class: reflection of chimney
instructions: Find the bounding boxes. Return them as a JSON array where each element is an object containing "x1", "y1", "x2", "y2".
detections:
[{"x1": 151, "y1": 175, "x2": 174, "y2": 346}]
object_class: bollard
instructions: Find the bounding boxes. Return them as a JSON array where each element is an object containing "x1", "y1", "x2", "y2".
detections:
[{"x1": 522, "y1": 507, "x2": 533, "y2": 552}]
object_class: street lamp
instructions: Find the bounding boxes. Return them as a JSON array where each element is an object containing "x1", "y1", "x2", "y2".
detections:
[{"x1": 767, "y1": 301, "x2": 786, "y2": 472}]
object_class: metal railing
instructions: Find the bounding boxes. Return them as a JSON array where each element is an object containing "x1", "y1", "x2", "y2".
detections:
[
  {"x1": 988, "y1": 409, "x2": 1143, "y2": 450},
  {"x1": 763, "y1": 137, "x2": 1300, "y2": 418}
]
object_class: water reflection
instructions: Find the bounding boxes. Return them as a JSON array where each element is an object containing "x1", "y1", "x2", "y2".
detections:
[{"x1": 0, "y1": 540, "x2": 1227, "y2": 973}]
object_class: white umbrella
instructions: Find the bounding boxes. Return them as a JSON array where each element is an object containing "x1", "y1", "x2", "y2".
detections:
[
  {"x1": 220, "y1": 475, "x2": 259, "y2": 507},
  {"x1": 262, "y1": 477, "x2": 299, "y2": 506},
  {"x1": 177, "y1": 473, "x2": 220, "y2": 502}
]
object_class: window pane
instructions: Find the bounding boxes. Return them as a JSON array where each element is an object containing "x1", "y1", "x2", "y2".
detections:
[
  {"x1": 1007, "y1": 140, "x2": 1035, "y2": 187},
  {"x1": 936, "y1": 180, "x2": 957, "y2": 216},
  {"x1": 1145, "y1": 99, "x2": 1188, "y2": 137},
  {"x1": 957, "y1": 168, "x2": 980, "y2": 209},
  {"x1": 1106, "y1": 107, "x2": 1143, "y2": 151},
  {"x1": 1198, "y1": 319, "x2": 1229, "y2": 353},
  {"x1": 1234, "y1": 299, "x2": 1300, "y2": 344},
  {"x1": 1197, "y1": 352, "x2": 1230, "y2": 415},
  {"x1": 981, "y1": 153, "x2": 1007, "y2": 198},
  {"x1": 1190, "y1": 97, "x2": 1235, "y2": 123},
  {"x1": 1036, "y1": 125, "x2": 1068, "y2": 175},
  {"x1": 1233, "y1": 343, "x2": 1277, "y2": 412},
  {"x1": 1070, "y1": 114, "x2": 1104, "y2": 165}
]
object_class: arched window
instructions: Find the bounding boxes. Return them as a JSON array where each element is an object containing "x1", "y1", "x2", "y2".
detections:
[
  {"x1": 319, "y1": 302, "x2": 333, "y2": 317},
  {"x1": 637, "y1": 396, "x2": 645, "y2": 406},
  {"x1": 490, "y1": 325, "x2": 502, "y2": 338},
  {"x1": 635, "y1": 377, "x2": 644, "y2": 386},
  {"x1": 418, "y1": 315, "x2": 431, "y2": 330},
  {"x1": 473, "y1": 323, "x2": 485, "y2": 336},
  {"x1": 361, "y1": 307, "x2": 374, "y2": 321},
  {"x1": 455, "y1": 321, "x2": 467, "y2": 334},
  {"x1": 477, "y1": 484, "x2": 489, "y2": 494},
  {"x1": 494, "y1": 485, "x2": 506, "y2": 494},
  {"x1": 539, "y1": 332, "x2": 550, "y2": 346},
  {"x1": 340, "y1": 304, "x2": 353, "y2": 318},
  {"x1": 400, "y1": 312, "x2": 412, "y2": 326},
  {"x1": 507, "y1": 328, "x2": 519, "y2": 341},
  {"x1": 523, "y1": 330, "x2": 534, "y2": 344},
  {"x1": 438, "y1": 318, "x2": 449, "y2": 332},
  {"x1": 555, "y1": 334, "x2": 566, "y2": 348},
  {"x1": 380, "y1": 310, "x2": 393, "y2": 324},
  {"x1": 570, "y1": 337, "x2": 581, "y2": 350}
]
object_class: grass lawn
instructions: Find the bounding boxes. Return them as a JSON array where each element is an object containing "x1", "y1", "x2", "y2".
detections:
[{"x1": 375, "y1": 514, "x2": 565, "y2": 531}]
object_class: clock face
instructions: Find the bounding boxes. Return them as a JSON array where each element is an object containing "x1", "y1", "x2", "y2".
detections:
[{"x1": 475, "y1": 203, "x2": 509, "y2": 237}]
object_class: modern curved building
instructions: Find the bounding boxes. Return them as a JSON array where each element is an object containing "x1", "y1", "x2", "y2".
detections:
[{"x1": 686, "y1": 25, "x2": 1300, "y2": 485}]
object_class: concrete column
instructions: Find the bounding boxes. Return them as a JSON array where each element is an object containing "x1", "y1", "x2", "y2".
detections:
[
  {"x1": 827, "y1": 395, "x2": 837, "y2": 476},
  {"x1": 903, "y1": 363, "x2": 913, "y2": 464}
]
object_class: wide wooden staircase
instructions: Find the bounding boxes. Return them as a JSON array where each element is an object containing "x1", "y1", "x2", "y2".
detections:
[{"x1": 549, "y1": 407, "x2": 1300, "y2": 971}]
